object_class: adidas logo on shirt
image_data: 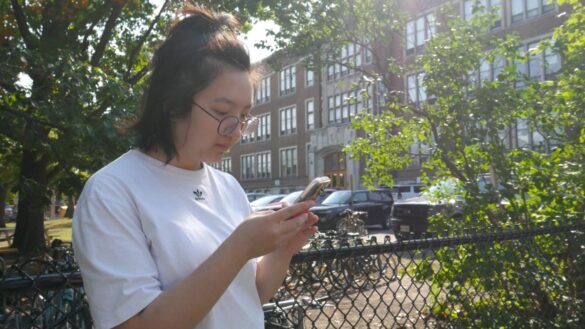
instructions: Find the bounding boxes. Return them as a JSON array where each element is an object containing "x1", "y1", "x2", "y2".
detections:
[{"x1": 193, "y1": 189, "x2": 205, "y2": 201}]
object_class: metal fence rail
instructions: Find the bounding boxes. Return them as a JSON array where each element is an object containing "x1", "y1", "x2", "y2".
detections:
[{"x1": 1, "y1": 222, "x2": 584, "y2": 329}]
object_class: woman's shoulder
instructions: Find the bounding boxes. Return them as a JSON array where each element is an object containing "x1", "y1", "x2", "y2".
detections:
[
  {"x1": 83, "y1": 150, "x2": 144, "y2": 196},
  {"x1": 206, "y1": 164, "x2": 236, "y2": 182}
]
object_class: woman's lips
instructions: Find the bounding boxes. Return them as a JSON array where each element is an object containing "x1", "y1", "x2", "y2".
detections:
[{"x1": 215, "y1": 143, "x2": 230, "y2": 151}]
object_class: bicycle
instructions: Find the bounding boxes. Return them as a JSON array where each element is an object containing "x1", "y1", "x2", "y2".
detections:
[
  {"x1": 263, "y1": 299, "x2": 305, "y2": 329},
  {"x1": 335, "y1": 209, "x2": 368, "y2": 236},
  {"x1": 40, "y1": 240, "x2": 92, "y2": 329}
]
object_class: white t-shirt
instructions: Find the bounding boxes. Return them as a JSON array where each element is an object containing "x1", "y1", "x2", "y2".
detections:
[{"x1": 73, "y1": 150, "x2": 263, "y2": 329}]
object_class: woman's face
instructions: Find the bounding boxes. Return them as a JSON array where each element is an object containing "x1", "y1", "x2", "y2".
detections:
[{"x1": 171, "y1": 68, "x2": 253, "y2": 170}]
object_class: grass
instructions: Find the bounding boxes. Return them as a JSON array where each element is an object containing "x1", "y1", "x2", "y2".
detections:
[{"x1": 5, "y1": 218, "x2": 73, "y2": 243}]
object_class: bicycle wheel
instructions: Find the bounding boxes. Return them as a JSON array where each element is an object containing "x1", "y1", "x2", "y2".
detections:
[
  {"x1": 363, "y1": 253, "x2": 386, "y2": 284},
  {"x1": 327, "y1": 258, "x2": 353, "y2": 290}
]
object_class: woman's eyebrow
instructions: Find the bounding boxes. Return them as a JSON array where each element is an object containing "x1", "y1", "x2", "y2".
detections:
[{"x1": 211, "y1": 96, "x2": 252, "y2": 110}]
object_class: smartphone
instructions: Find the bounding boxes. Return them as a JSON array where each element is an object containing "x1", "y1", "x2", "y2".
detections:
[{"x1": 296, "y1": 176, "x2": 332, "y2": 203}]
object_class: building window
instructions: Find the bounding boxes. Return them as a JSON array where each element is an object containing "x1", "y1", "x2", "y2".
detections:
[
  {"x1": 280, "y1": 147, "x2": 297, "y2": 177},
  {"x1": 210, "y1": 157, "x2": 231, "y2": 173},
  {"x1": 376, "y1": 81, "x2": 388, "y2": 111},
  {"x1": 327, "y1": 90, "x2": 363, "y2": 124},
  {"x1": 543, "y1": 45, "x2": 561, "y2": 78},
  {"x1": 305, "y1": 68, "x2": 314, "y2": 87},
  {"x1": 241, "y1": 152, "x2": 271, "y2": 180},
  {"x1": 410, "y1": 139, "x2": 430, "y2": 167},
  {"x1": 516, "y1": 118, "x2": 546, "y2": 151},
  {"x1": 256, "y1": 113, "x2": 270, "y2": 141},
  {"x1": 241, "y1": 154, "x2": 255, "y2": 180},
  {"x1": 528, "y1": 40, "x2": 561, "y2": 80},
  {"x1": 326, "y1": 43, "x2": 362, "y2": 81},
  {"x1": 256, "y1": 151, "x2": 271, "y2": 179},
  {"x1": 406, "y1": 13, "x2": 435, "y2": 55},
  {"x1": 279, "y1": 106, "x2": 297, "y2": 136},
  {"x1": 468, "y1": 56, "x2": 506, "y2": 88},
  {"x1": 279, "y1": 65, "x2": 296, "y2": 96},
  {"x1": 464, "y1": 0, "x2": 502, "y2": 29},
  {"x1": 515, "y1": 38, "x2": 561, "y2": 88},
  {"x1": 364, "y1": 43, "x2": 373, "y2": 64},
  {"x1": 511, "y1": 0, "x2": 555, "y2": 24},
  {"x1": 306, "y1": 99, "x2": 315, "y2": 130},
  {"x1": 241, "y1": 125, "x2": 256, "y2": 144},
  {"x1": 406, "y1": 72, "x2": 427, "y2": 103},
  {"x1": 306, "y1": 143, "x2": 311, "y2": 175},
  {"x1": 256, "y1": 76, "x2": 270, "y2": 104},
  {"x1": 241, "y1": 112, "x2": 270, "y2": 143},
  {"x1": 514, "y1": 46, "x2": 528, "y2": 89}
]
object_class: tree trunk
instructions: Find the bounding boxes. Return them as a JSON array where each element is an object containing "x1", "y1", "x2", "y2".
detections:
[
  {"x1": 12, "y1": 150, "x2": 49, "y2": 254},
  {"x1": 65, "y1": 194, "x2": 76, "y2": 218},
  {"x1": 0, "y1": 186, "x2": 7, "y2": 228}
]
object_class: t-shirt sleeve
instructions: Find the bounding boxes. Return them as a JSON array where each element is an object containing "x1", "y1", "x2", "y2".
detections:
[{"x1": 73, "y1": 175, "x2": 162, "y2": 329}]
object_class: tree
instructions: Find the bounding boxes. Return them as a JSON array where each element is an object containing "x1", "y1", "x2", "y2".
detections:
[
  {"x1": 267, "y1": 0, "x2": 585, "y2": 325},
  {"x1": 348, "y1": 1, "x2": 584, "y2": 326},
  {"x1": 0, "y1": 0, "x2": 268, "y2": 254},
  {"x1": 0, "y1": 135, "x2": 20, "y2": 227}
]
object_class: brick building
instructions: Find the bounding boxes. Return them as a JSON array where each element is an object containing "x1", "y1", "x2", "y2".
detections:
[{"x1": 211, "y1": 0, "x2": 566, "y2": 193}]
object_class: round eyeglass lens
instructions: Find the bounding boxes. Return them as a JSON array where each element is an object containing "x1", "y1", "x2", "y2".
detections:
[{"x1": 218, "y1": 117, "x2": 239, "y2": 136}]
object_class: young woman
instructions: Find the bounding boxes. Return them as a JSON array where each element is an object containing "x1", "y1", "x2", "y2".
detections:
[{"x1": 72, "y1": 5, "x2": 318, "y2": 329}]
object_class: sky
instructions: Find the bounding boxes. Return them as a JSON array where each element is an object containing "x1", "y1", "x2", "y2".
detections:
[{"x1": 241, "y1": 20, "x2": 278, "y2": 63}]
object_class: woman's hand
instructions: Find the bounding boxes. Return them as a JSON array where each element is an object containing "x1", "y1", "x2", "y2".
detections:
[
  {"x1": 233, "y1": 200, "x2": 317, "y2": 260},
  {"x1": 278, "y1": 211, "x2": 318, "y2": 257}
]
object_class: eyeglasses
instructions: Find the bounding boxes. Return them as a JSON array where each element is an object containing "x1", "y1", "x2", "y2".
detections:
[{"x1": 193, "y1": 102, "x2": 259, "y2": 137}]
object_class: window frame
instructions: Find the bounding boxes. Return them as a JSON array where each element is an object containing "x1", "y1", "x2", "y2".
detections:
[
  {"x1": 279, "y1": 105, "x2": 297, "y2": 136},
  {"x1": 406, "y1": 71, "x2": 427, "y2": 104},
  {"x1": 255, "y1": 76, "x2": 271, "y2": 104},
  {"x1": 279, "y1": 64, "x2": 296, "y2": 96},
  {"x1": 279, "y1": 146, "x2": 298, "y2": 178},
  {"x1": 405, "y1": 12, "x2": 436, "y2": 55},
  {"x1": 510, "y1": 0, "x2": 556, "y2": 25},
  {"x1": 306, "y1": 98, "x2": 315, "y2": 130}
]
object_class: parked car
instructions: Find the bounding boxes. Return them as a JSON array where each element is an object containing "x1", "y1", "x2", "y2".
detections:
[
  {"x1": 246, "y1": 192, "x2": 267, "y2": 202},
  {"x1": 310, "y1": 189, "x2": 394, "y2": 231},
  {"x1": 4, "y1": 205, "x2": 16, "y2": 221},
  {"x1": 314, "y1": 188, "x2": 337, "y2": 205},
  {"x1": 391, "y1": 184, "x2": 426, "y2": 200},
  {"x1": 250, "y1": 194, "x2": 286, "y2": 212},
  {"x1": 389, "y1": 192, "x2": 464, "y2": 240},
  {"x1": 390, "y1": 175, "x2": 515, "y2": 240}
]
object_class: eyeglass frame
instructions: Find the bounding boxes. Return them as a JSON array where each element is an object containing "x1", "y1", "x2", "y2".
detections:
[{"x1": 192, "y1": 102, "x2": 258, "y2": 137}]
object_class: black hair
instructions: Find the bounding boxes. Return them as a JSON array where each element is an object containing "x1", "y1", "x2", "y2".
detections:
[{"x1": 132, "y1": 4, "x2": 253, "y2": 162}]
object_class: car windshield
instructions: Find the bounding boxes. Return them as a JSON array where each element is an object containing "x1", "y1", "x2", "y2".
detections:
[
  {"x1": 280, "y1": 191, "x2": 302, "y2": 205},
  {"x1": 250, "y1": 195, "x2": 284, "y2": 207},
  {"x1": 321, "y1": 191, "x2": 352, "y2": 205}
]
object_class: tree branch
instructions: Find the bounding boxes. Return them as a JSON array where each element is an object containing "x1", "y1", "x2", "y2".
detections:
[
  {"x1": 126, "y1": 65, "x2": 150, "y2": 85},
  {"x1": 80, "y1": 1, "x2": 115, "y2": 60},
  {"x1": 10, "y1": 0, "x2": 34, "y2": 49},
  {"x1": 1, "y1": 104, "x2": 67, "y2": 131},
  {"x1": 125, "y1": 0, "x2": 170, "y2": 80},
  {"x1": 90, "y1": 1, "x2": 129, "y2": 66},
  {"x1": 87, "y1": 97, "x2": 113, "y2": 119}
]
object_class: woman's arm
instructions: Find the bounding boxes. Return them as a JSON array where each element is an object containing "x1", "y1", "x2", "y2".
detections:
[
  {"x1": 115, "y1": 201, "x2": 315, "y2": 329},
  {"x1": 256, "y1": 212, "x2": 319, "y2": 304}
]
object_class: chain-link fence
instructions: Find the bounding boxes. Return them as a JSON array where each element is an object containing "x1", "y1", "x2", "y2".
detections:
[
  {"x1": 1, "y1": 223, "x2": 584, "y2": 329},
  {"x1": 0, "y1": 245, "x2": 91, "y2": 329}
]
